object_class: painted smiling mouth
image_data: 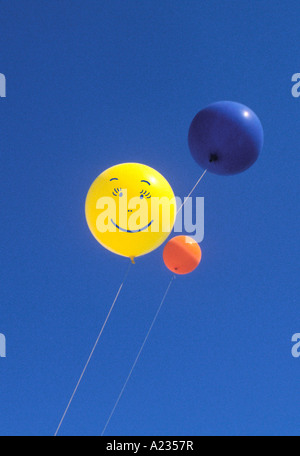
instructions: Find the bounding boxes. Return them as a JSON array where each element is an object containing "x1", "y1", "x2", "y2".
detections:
[{"x1": 111, "y1": 219, "x2": 154, "y2": 233}]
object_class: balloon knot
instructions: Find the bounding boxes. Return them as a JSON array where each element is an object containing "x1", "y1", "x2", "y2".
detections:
[
  {"x1": 130, "y1": 256, "x2": 135, "y2": 264},
  {"x1": 209, "y1": 153, "x2": 218, "y2": 163}
]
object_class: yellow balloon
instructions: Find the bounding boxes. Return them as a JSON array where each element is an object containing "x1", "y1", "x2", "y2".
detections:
[{"x1": 85, "y1": 163, "x2": 176, "y2": 259}]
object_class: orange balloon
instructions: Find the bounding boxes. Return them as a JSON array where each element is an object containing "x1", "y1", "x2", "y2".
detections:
[{"x1": 163, "y1": 235, "x2": 202, "y2": 275}]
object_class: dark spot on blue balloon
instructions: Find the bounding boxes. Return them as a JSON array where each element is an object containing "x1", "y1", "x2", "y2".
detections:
[
  {"x1": 140, "y1": 194, "x2": 144, "y2": 199},
  {"x1": 209, "y1": 153, "x2": 218, "y2": 163}
]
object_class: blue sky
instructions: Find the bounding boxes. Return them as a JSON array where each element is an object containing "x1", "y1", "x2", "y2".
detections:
[{"x1": 1, "y1": 1, "x2": 300, "y2": 436}]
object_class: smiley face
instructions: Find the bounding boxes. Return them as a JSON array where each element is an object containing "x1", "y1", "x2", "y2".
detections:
[
  {"x1": 109, "y1": 177, "x2": 154, "y2": 233},
  {"x1": 85, "y1": 163, "x2": 176, "y2": 259}
]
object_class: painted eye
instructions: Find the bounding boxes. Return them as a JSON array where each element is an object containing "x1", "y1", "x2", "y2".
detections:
[
  {"x1": 140, "y1": 190, "x2": 151, "y2": 199},
  {"x1": 112, "y1": 188, "x2": 123, "y2": 197}
]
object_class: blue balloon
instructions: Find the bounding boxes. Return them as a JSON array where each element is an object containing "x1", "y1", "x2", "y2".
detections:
[{"x1": 188, "y1": 101, "x2": 264, "y2": 175}]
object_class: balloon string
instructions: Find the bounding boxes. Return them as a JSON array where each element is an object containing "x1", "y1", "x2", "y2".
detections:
[
  {"x1": 101, "y1": 275, "x2": 175, "y2": 436},
  {"x1": 176, "y1": 169, "x2": 207, "y2": 215},
  {"x1": 54, "y1": 261, "x2": 132, "y2": 436}
]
